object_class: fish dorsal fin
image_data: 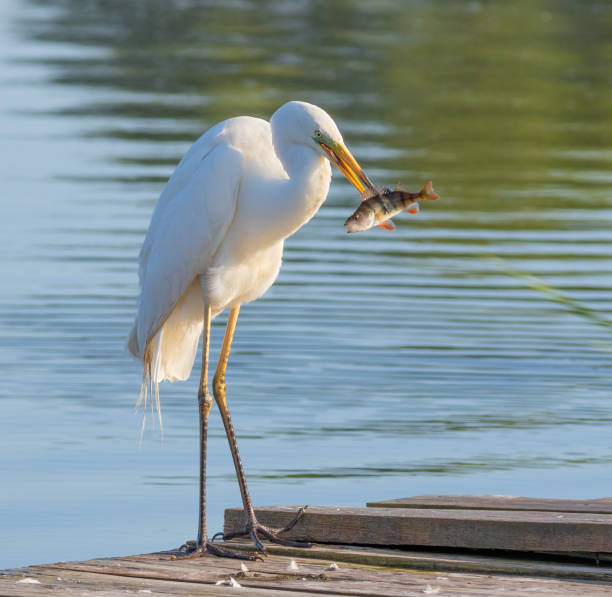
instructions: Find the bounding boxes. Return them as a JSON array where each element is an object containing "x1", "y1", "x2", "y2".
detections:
[
  {"x1": 379, "y1": 219, "x2": 395, "y2": 231},
  {"x1": 361, "y1": 186, "x2": 383, "y2": 201}
]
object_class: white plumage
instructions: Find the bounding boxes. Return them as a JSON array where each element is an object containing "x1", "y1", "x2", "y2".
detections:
[
  {"x1": 127, "y1": 100, "x2": 373, "y2": 557},
  {"x1": 128, "y1": 101, "x2": 369, "y2": 388}
]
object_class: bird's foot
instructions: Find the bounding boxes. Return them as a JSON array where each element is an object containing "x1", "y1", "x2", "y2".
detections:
[
  {"x1": 171, "y1": 539, "x2": 262, "y2": 561},
  {"x1": 212, "y1": 506, "x2": 310, "y2": 554}
]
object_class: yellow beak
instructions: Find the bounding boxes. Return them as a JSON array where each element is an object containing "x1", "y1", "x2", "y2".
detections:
[{"x1": 320, "y1": 142, "x2": 374, "y2": 193}]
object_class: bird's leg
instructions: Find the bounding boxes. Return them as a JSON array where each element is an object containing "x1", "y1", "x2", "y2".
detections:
[
  {"x1": 175, "y1": 304, "x2": 256, "y2": 561},
  {"x1": 210, "y1": 306, "x2": 310, "y2": 554}
]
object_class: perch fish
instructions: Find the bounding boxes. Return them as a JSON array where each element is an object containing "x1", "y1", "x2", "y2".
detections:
[{"x1": 344, "y1": 181, "x2": 438, "y2": 233}]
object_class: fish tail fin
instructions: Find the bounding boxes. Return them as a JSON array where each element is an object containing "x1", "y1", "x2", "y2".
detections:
[{"x1": 420, "y1": 181, "x2": 439, "y2": 201}]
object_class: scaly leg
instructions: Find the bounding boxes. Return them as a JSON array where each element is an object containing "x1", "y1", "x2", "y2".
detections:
[
  {"x1": 210, "y1": 306, "x2": 309, "y2": 554},
  {"x1": 176, "y1": 303, "x2": 256, "y2": 561}
]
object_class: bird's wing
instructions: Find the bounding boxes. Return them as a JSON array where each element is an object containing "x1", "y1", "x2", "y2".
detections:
[
  {"x1": 138, "y1": 120, "x2": 230, "y2": 283},
  {"x1": 133, "y1": 136, "x2": 244, "y2": 358}
]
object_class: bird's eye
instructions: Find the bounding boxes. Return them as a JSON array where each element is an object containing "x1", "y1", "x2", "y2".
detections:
[{"x1": 314, "y1": 130, "x2": 323, "y2": 139}]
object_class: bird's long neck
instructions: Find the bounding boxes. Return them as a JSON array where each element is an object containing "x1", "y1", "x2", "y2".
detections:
[{"x1": 254, "y1": 142, "x2": 332, "y2": 243}]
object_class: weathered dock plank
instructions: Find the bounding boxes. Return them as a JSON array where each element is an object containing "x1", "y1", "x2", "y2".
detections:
[
  {"x1": 220, "y1": 541, "x2": 612, "y2": 582},
  {"x1": 2, "y1": 545, "x2": 612, "y2": 597},
  {"x1": 224, "y1": 505, "x2": 612, "y2": 553},
  {"x1": 367, "y1": 494, "x2": 612, "y2": 514},
  {"x1": 5, "y1": 498, "x2": 612, "y2": 596}
]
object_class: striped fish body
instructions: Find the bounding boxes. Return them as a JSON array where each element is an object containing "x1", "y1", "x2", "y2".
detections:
[{"x1": 344, "y1": 181, "x2": 438, "y2": 233}]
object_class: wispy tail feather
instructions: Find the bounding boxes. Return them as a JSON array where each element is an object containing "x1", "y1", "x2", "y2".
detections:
[
  {"x1": 129, "y1": 279, "x2": 205, "y2": 436},
  {"x1": 135, "y1": 336, "x2": 163, "y2": 438}
]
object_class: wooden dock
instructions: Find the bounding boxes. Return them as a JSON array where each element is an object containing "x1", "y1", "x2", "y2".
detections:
[
  {"x1": 3, "y1": 496, "x2": 612, "y2": 596},
  {"x1": 225, "y1": 495, "x2": 612, "y2": 556}
]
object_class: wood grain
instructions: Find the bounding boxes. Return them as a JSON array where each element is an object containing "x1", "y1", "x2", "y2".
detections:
[
  {"x1": 366, "y1": 494, "x2": 612, "y2": 514},
  {"x1": 2, "y1": 544, "x2": 612, "y2": 597},
  {"x1": 224, "y1": 505, "x2": 612, "y2": 553}
]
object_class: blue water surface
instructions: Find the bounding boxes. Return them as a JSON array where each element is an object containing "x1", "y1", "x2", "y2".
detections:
[{"x1": 1, "y1": 0, "x2": 611, "y2": 569}]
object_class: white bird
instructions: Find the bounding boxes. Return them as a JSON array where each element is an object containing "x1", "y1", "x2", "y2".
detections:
[{"x1": 128, "y1": 101, "x2": 373, "y2": 559}]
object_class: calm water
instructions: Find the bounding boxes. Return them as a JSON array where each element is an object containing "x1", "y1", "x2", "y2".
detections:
[{"x1": 2, "y1": 0, "x2": 612, "y2": 569}]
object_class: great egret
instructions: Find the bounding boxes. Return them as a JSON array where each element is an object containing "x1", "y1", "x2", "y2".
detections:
[{"x1": 128, "y1": 101, "x2": 373, "y2": 558}]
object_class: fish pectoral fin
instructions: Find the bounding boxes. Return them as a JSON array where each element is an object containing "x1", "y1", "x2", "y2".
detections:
[
  {"x1": 379, "y1": 219, "x2": 395, "y2": 231},
  {"x1": 405, "y1": 203, "x2": 419, "y2": 214}
]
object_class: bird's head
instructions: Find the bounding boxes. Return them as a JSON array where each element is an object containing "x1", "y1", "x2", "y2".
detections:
[{"x1": 271, "y1": 101, "x2": 374, "y2": 192}]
